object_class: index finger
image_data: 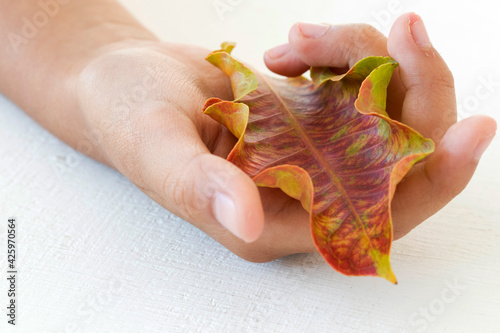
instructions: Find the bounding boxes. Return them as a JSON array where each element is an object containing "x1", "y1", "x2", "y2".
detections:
[{"x1": 264, "y1": 22, "x2": 406, "y2": 120}]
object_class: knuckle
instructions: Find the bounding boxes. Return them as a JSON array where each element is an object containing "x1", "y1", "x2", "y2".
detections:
[
  {"x1": 356, "y1": 24, "x2": 383, "y2": 44},
  {"x1": 341, "y1": 24, "x2": 385, "y2": 63},
  {"x1": 358, "y1": 23, "x2": 381, "y2": 37},
  {"x1": 406, "y1": 71, "x2": 456, "y2": 108},
  {"x1": 162, "y1": 170, "x2": 196, "y2": 220},
  {"x1": 162, "y1": 154, "x2": 212, "y2": 221},
  {"x1": 438, "y1": 67, "x2": 455, "y2": 90},
  {"x1": 407, "y1": 62, "x2": 455, "y2": 92}
]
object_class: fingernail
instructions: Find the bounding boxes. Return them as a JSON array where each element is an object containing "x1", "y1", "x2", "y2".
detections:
[
  {"x1": 266, "y1": 43, "x2": 290, "y2": 60},
  {"x1": 474, "y1": 132, "x2": 495, "y2": 161},
  {"x1": 213, "y1": 192, "x2": 247, "y2": 242},
  {"x1": 298, "y1": 22, "x2": 330, "y2": 39},
  {"x1": 409, "y1": 13, "x2": 432, "y2": 48}
]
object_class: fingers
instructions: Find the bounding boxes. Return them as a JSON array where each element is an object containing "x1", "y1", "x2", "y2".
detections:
[
  {"x1": 264, "y1": 43, "x2": 309, "y2": 77},
  {"x1": 264, "y1": 21, "x2": 406, "y2": 119},
  {"x1": 265, "y1": 22, "x2": 389, "y2": 76},
  {"x1": 387, "y1": 13, "x2": 457, "y2": 143},
  {"x1": 392, "y1": 115, "x2": 497, "y2": 239},
  {"x1": 266, "y1": 15, "x2": 456, "y2": 143},
  {"x1": 290, "y1": 22, "x2": 390, "y2": 68}
]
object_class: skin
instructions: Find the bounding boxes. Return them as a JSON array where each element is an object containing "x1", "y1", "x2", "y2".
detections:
[{"x1": 0, "y1": 1, "x2": 496, "y2": 262}]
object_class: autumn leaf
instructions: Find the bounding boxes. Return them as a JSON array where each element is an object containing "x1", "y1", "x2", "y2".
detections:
[{"x1": 202, "y1": 42, "x2": 434, "y2": 283}]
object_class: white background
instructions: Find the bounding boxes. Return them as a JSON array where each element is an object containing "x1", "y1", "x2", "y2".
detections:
[{"x1": 1, "y1": 0, "x2": 499, "y2": 332}]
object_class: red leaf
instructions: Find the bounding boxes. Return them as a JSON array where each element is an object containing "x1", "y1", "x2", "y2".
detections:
[{"x1": 203, "y1": 43, "x2": 434, "y2": 283}]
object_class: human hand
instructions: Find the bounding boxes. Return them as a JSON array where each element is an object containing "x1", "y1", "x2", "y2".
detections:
[
  {"x1": 75, "y1": 39, "x2": 331, "y2": 262},
  {"x1": 77, "y1": 12, "x2": 497, "y2": 264},
  {"x1": 264, "y1": 12, "x2": 497, "y2": 243}
]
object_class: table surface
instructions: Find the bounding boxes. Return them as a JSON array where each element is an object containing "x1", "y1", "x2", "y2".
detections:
[{"x1": 1, "y1": 1, "x2": 499, "y2": 332}]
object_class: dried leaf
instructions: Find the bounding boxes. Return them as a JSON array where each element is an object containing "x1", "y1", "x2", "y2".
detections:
[{"x1": 203, "y1": 43, "x2": 434, "y2": 283}]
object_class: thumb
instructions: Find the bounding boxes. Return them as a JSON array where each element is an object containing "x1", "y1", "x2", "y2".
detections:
[
  {"x1": 105, "y1": 113, "x2": 265, "y2": 244},
  {"x1": 171, "y1": 152, "x2": 265, "y2": 243}
]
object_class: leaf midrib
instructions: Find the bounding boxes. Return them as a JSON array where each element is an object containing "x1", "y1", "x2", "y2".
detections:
[{"x1": 258, "y1": 75, "x2": 378, "y2": 264}]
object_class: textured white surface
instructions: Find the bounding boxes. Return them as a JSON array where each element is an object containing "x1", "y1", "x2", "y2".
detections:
[{"x1": 1, "y1": 1, "x2": 499, "y2": 332}]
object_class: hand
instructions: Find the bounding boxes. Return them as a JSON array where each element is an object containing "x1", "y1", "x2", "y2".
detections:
[
  {"x1": 77, "y1": 12, "x2": 497, "y2": 264},
  {"x1": 75, "y1": 40, "x2": 320, "y2": 262},
  {"x1": 76, "y1": 40, "x2": 268, "y2": 257},
  {"x1": 264, "y1": 13, "x2": 497, "y2": 243}
]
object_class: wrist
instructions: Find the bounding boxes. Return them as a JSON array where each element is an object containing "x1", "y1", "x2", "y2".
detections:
[{"x1": 0, "y1": 1, "x2": 158, "y2": 165}]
